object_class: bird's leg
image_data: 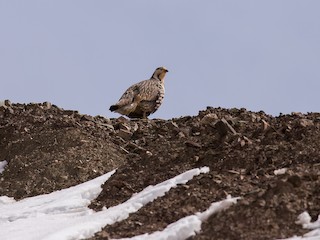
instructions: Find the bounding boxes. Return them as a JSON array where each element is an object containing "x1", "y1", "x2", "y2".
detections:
[{"x1": 143, "y1": 112, "x2": 147, "y2": 120}]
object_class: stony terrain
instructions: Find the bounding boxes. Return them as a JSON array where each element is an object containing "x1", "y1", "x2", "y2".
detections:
[{"x1": 0, "y1": 100, "x2": 319, "y2": 240}]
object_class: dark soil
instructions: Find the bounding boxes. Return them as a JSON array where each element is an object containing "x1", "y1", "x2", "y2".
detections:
[{"x1": 1, "y1": 101, "x2": 319, "y2": 240}]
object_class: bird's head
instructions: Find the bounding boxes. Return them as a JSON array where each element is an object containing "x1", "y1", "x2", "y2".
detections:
[{"x1": 152, "y1": 67, "x2": 169, "y2": 81}]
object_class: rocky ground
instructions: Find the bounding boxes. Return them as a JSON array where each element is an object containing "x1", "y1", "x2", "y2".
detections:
[{"x1": 0, "y1": 100, "x2": 319, "y2": 240}]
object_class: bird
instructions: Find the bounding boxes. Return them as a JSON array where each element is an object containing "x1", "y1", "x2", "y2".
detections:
[{"x1": 109, "y1": 67, "x2": 169, "y2": 119}]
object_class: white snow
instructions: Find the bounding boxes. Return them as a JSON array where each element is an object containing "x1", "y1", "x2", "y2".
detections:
[
  {"x1": 0, "y1": 160, "x2": 8, "y2": 174},
  {"x1": 296, "y1": 212, "x2": 320, "y2": 230},
  {"x1": 0, "y1": 196, "x2": 16, "y2": 205},
  {"x1": 0, "y1": 167, "x2": 212, "y2": 240},
  {"x1": 274, "y1": 168, "x2": 288, "y2": 175},
  {"x1": 119, "y1": 196, "x2": 239, "y2": 240},
  {"x1": 281, "y1": 212, "x2": 320, "y2": 240},
  {"x1": 0, "y1": 170, "x2": 116, "y2": 223},
  {"x1": 3, "y1": 162, "x2": 317, "y2": 240},
  {"x1": 295, "y1": 212, "x2": 313, "y2": 226},
  {"x1": 0, "y1": 169, "x2": 116, "y2": 240}
]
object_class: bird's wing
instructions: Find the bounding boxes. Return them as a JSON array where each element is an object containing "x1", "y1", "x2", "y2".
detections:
[
  {"x1": 116, "y1": 79, "x2": 161, "y2": 107},
  {"x1": 134, "y1": 79, "x2": 161, "y2": 102},
  {"x1": 115, "y1": 83, "x2": 140, "y2": 107}
]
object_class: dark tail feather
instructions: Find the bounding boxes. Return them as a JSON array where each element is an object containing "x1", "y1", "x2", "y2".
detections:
[{"x1": 109, "y1": 105, "x2": 119, "y2": 112}]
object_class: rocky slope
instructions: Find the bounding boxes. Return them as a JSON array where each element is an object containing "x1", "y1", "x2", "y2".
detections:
[{"x1": 0, "y1": 100, "x2": 319, "y2": 239}]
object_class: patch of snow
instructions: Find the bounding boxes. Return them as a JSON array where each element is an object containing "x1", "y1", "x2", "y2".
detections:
[
  {"x1": 119, "y1": 196, "x2": 239, "y2": 240},
  {"x1": 0, "y1": 196, "x2": 15, "y2": 205},
  {"x1": 299, "y1": 213, "x2": 320, "y2": 230},
  {"x1": 281, "y1": 212, "x2": 320, "y2": 240},
  {"x1": 0, "y1": 169, "x2": 116, "y2": 239},
  {"x1": 295, "y1": 212, "x2": 312, "y2": 226},
  {"x1": 196, "y1": 195, "x2": 240, "y2": 222},
  {"x1": 274, "y1": 168, "x2": 287, "y2": 175},
  {"x1": 0, "y1": 167, "x2": 210, "y2": 240},
  {"x1": 0, "y1": 160, "x2": 8, "y2": 174},
  {"x1": 0, "y1": 169, "x2": 116, "y2": 223}
]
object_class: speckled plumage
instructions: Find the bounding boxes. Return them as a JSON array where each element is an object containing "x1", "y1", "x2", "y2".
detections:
[{"x1": 109, "y1": 67, "x2": 168, "y2": 119}]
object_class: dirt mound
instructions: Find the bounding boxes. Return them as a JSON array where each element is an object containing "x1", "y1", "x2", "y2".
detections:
[
  {"x1": 1, "y1": 101, "x2": 319, "y2": 239},
  {"x1": 0, "y1": 101, "x2": 125, "y2": 198}
]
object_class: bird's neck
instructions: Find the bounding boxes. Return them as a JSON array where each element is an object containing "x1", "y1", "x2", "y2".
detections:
[{"x1": 152, "y1": 73, "x2": 166, "y2": 82}]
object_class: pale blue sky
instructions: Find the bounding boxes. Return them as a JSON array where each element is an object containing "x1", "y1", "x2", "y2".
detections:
[{"x1": 1, "y1": 1, "x2": 319, "y2": 119}]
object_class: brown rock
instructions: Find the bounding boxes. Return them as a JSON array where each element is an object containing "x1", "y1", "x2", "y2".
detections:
[
  {"x1": 0, "y1": 105, "x2": 7, "y2": 112},
  {"x1": 200, "y1": 113, "x2": 218, "y2": 125},
  {"x1": 4, "y1": 99, "x2": 12, "y2": 107},
  {"x1": 251, "y1": 113, "x2": 261, "y2": 122},
  {"x1": 185, "y1": 140, "x2": 202, "y2": 148},
  {"x1": 287, "y1": 175, "x2": 302, "y2": 187},
  {"x1": 261, "y1": 119, "x2": 270, "y2": 131},
  {"x1": 118, "y1": 123, "x2": 131, "y2": 131},
  {"x1": 215, "y1": 118, "x2": 237, "y2": 137},
  {"x1": 299, "y1": 119, "x2": 314, "y2": 127},
  {"x1": 292, "y1": 112, "x2": 304, "y2": 117},
  {"x1": 118, "y1": 129, "x2": 132, "y2": 140},
  {"x1": 81, "y1": 114, "x2": 94, "y2": 122},
  {"x1": 100, "y1": 123, "x2": 115, "y2": 131},
  {"x1": 42, "y1": 101, "x2": 52, "y2": 109},
  {"x1": 238, "y1": 136, "x2": 252, "y2": 147},
  {"x1": 167, "y1": 121, "x2": 179, "y2": 130}
]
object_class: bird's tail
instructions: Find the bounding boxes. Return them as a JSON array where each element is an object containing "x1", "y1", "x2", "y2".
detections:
[{"x1": 109, "y1": 105, "x2": 119, "y2": 112}]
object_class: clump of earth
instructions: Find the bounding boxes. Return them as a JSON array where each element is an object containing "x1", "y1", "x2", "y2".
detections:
[{"x1": 0, "y1": 100, "x2": 319, "y2": 240}]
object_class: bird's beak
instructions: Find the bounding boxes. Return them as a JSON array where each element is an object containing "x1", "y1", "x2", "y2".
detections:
[{"x1": 165, "y1": 69, "x2": 169, "y2": 72}]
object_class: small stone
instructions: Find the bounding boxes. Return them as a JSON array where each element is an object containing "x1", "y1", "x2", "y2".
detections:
[
  {"x1": 222, "y1": 118, "x2": 237, "y2": 134},
  {"x1": 118, "y1": 129, "x2": 132, "y2": 140},
  {"x1": 292, "y1": 112, "x2": 304, "y2": 118},
  {"x1": 185, "y1": 140, "x2": 201, "y2": 148},
  {"x1": 42, "y1": 101, "x2": 52, "y2": 109},
  {"x1": 96, "y1": 230, "x2": 110, "y2": 239},
  {"x1": 257, "y1": 199, "x2": 266, "y2": 207},
  {"x1": 261, "y1": 119, "x2": 270, "y2": 131},
  {"x1": 4, "y1": 100, "x2": 12, "y2": 107},
  {"x1": 200, "y1": 113, "x2": 218, "y2": 125},
  {"x1": 178, "y1": 132, "x2": 186, "y2": 138},
  {"x1": 81, "y1": 115, "x2": 94, "y2": 122},
  {"x1": 117, "y1": 116, "x2": 129, "y2": 123},
  {"x1": 118, "y1": 123, "x2": 131, "y2": 131},
  {"x1": 214, "y1": 120, "x2": 228, "y2": 137},
  {"x1": 6, "y1": 107, "x2": 14, "y2": 114},
  {"x1": 287, "y1": 175, "x2": 302, "y2": 187},
  {"x1": 299, "y1": 119, "x2": 314, "y2": 127},
  {"x1": 100, "y1": 123, "x2": 114, "y2": 131},
  {"x1": 215, "y1": 118, "x2": 237, "y2": 137},
  {"x1": 166, "y1": 121, "x2": 179, "y2": 131},
  {"x1": 132, "y1": 123, "x2": 139, "y2": 132},
  {"x1": 240, "y1": 199, "x2": 250, "y2": 206},
  {"x1": 102, "y1": 117, "x2": 112, "y2": 125},
  {"x1": 251, "y1": 114, "x2": 261, "y2": 122},
  {"x1": 243, "y1": 136, "x2": 252, "y2": 144},
  {"x1": 238, "y1": 136, "x2": 252, "y2": 147},
  {"x1": 146, "y1": 151, "x2": 153, "y2": 156},
  {"x1": 64, "y1": 110, "x2": 78, "y2": 116},
  {"x1": 0, "y1": 106, "x2": 7, "y2": 113}
]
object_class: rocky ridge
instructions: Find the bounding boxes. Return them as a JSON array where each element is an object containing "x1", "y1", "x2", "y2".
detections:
[{"x1": 0, "y1": 101, "x2": 319, "y2": 239}]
